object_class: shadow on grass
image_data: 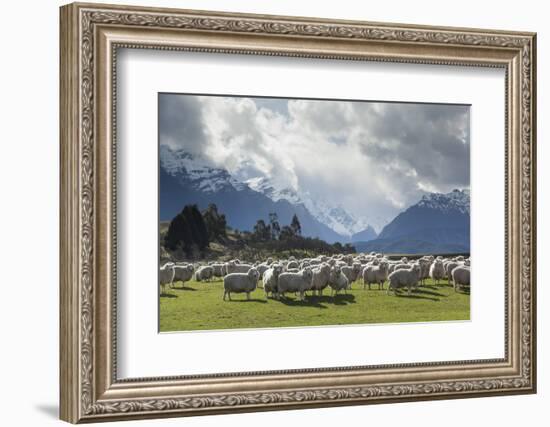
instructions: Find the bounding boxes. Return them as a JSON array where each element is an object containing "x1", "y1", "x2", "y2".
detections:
[
  {"x1": 415, "y1": 288, "x2": 446, "y2": 297},
  {"x1": 393, "y1": 290, "x2": 439, "y2": 302},
  {"x1": 455, "y1": 287, "x2": 471, "y2": 295},
  {"x1": 225, "y1": 298, "x2": 268, "y2": 304},
  {"x1": 276, "y1": 296, "x2": 328, "y2": 309},
  {"x1": 328, "y1": 294, "x2": 356, "y2": 305},
  {"x1": 170, "y1": 285, "x2": 197, "y2": 291},
  {"x1": 160, "y1": 292, "x2": 178, "y2": 298}
]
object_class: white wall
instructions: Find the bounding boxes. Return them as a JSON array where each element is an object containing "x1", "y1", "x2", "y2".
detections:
[{"x1": 0, "y1": 0, "x2": 546, "y2": 426}]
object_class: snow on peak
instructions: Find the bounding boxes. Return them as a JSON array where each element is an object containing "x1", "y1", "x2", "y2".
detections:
[
  {"x1": 417, "y1": 188, "x2": 470, "y2": 214},
  {"x1": 161, "y1": 147, "x2": 375, "y2": 237},
  {"x1": 160, "y1": 146, "x2": 247, "y2": 193},
  {"x1": 245, "y1": 176, "x2": 302, "y2": 205},
  {"x1": 246, "y1": 177, "x2": 369, "y2": 237}
]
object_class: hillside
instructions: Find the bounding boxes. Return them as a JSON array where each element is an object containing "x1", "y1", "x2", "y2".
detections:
[{"x1": 353, "y1": 189, "x2": 470, "y2": 254}]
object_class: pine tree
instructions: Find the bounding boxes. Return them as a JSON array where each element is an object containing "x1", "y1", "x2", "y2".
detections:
[
  {"x1": 269, "y1": 212, "x2": 280, "y2": 240},
  {"x1": 202, "y1": 203, "x2": 227, "y2": 241},
  {"x1": 290, "y1": 214, "x2": 302, "y2": 236}
]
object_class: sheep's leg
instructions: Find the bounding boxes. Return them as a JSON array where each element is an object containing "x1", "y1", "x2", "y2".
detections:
[
  {"x1": 246, "y1": 292, "x2": 250, "y2": 300},
  {"x1": 223, "y1": 291, "x2": 227, "y2": 301}
]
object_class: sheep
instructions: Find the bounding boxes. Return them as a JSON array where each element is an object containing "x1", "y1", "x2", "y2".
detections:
[
  {"x1": 387, "y1": 264, "x2": 421, "y2": 295},
  {"x1": 340, "y1": 263, "x2": 362, "y2": 288},
  {"x1": 226, "y1": 261, "x2": 253, "y2": 274},
  {"x1": 255, "y1": 263, "x2": 271, "y2": 282},
  {"x1": 418, "y1": 258, "x2": 431, "y2": 285},
  {"x1": 159, "y1": 263, "x2": 175, "y2": 293},
  {"x1": 310, "y1": 263, "x2": 331, "y2": 296},
  {"x1": 210, "y1": 263, "x2": 226, "y2": 278},
  {"x1": 392, "y1": 263, "x2": 410, "y2": 272},
  {"x1": 363, "y1": 262, "x2": 389, "y2": 290},
  {"x1": 222, "y1": 268, "x2": 260, "y2": 300},
  {"x1": 277, "y1": 268, "x2": 313, "y2": 301},
  {"x1": 172, "y1": 264, "x2": 194, "y2": 288},
  {"x1": 452, "y1": 266, "x2": 470, "y2": 291},
  {"x1": 195, "y1": 265, "x2": 213, "y2": 282},
  {"x1": 263, "y1": 264, "x2": 283, "y2": 298},
  {"x1": 444, "y1": 261, "x2": 461, "y2": 282},
  {"x1": 429, "y1": 260, "x2": 445, "y2": 285},
  {"x1": 328, "y1": 267, "x2": 349, "y2": 296},
  {"x1": 285, "y1": 260, "x2": 299, "y2": 271}
]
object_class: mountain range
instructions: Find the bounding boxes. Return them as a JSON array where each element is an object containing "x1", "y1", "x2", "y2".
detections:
[
  {"x1": 353, "y1": 189, "x2": 470, "y2": 254},
  {"x1": 160, "y1": 147, "x2": 372, "y2": 243},
  {"x1": 160, "y1": 146, "x2": 469, "y2": 252}
]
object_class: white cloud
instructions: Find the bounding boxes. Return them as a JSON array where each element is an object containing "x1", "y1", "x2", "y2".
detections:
[{"x1": 159, "y1": 94, "x2": 470, "y2": 231}]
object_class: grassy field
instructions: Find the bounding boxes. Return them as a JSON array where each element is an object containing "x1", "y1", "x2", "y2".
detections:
[{"x1": 159, "y1": 278, "x2": 470, "y2": 332}]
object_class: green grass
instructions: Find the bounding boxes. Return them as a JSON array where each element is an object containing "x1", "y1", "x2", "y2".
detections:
[{"x1": 159, "y1": 278, "x2": 470, "y2": 332}]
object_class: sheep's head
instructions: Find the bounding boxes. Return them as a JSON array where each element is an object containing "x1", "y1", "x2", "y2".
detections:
[
  {"x1": 248, "y1": 268, "x2": 260, "y2": 282},
  {"x1": 320, "y1": 263, "x2": 331, "y2": 275},
  {"x1": 301, "y1": 268, "x2": 313, "y2": 280},
  {"x1": 273, "y1": 264, "x2": 283, "y2": 276}
]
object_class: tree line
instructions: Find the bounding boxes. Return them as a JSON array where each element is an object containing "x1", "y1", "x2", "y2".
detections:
[{"x1": 164, "y1": 204, "x2": 355, "y2": 257}]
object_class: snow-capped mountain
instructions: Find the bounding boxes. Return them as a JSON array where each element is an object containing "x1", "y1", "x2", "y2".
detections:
[
  {"x1": 355, "y1": 189, "x2": 470, "y2": 254},
  {"x1": 160, "y1": 147, "x2": 247, "y2": 193},
  {"x1": 245, "y1": 176, "x2": 373, "y2": 238},
  {"x1": 417, "y1": 188, "x2": 470, "y2": 215},
  {"x1": 160, "y1": 147, "x2": 352, "y2": 243}
]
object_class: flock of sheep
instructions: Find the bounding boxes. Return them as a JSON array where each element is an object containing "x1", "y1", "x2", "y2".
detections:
[{"x1": 160, "y1": 252, "x2": 471, "y2": 301}]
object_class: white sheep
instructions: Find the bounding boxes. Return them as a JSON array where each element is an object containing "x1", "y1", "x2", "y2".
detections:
[
  {"x1": 286, "y1": 260, "x2": 299, "y2": 270},
  {"x1": 223, "y1": 268, "x2": 260, "y2": 300},
  {"x1": 263, "y1": 264, "x2": 283, "y2": 298},
  {"x1": 452, "y1": 266, "x2": 470, "y2": 291},
  {"x1": 310, "y1": 263, "x2": 331, "y2": 296},
  {"x1": 340, "y1": 263, "x2": 361, "y2": 288},
  {"x1": 328, "y1": 267, "x2": 349, "y2": 296},
  {"x1": 172, "y1": 264, "x2": 194, "y2": 287},
  {"x1": 387, "y1": 264, "x2": 421, "y2": 295},
  {"x1": 255, "y1": 263, "x2": 271, "y2": 282},
  {"x1": 429, "y1": 260, "x2": 445, "y2": 285},
  {"x1": 363, "y1": 262, "x2": 389, "y2": 290},
  {"x1": 277, "y1": 268, "x2": 313, "y2": 300},
  {"x1": 226, "y1": 261, "x2": 253, "y2": 274},
  {"x1": 195, "y1": 265, "x2": 213, "y2": 282},
  {"x1": 159, "y1": 263, "x2": 175, "y2": 293},
  {"x1": 210, "y1": 263, "x2": 226, "y2": 278},
  {"x1": 444, "y1": 261, "x2": 461, "y2": 282}
]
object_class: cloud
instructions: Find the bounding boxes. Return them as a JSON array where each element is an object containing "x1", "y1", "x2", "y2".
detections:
[
  {"x1": 158, "y1": 94, "x2": 206, "y2": 156},
  {"x1": 159, "y1": 94, "x2": 469, "y2": 230}
]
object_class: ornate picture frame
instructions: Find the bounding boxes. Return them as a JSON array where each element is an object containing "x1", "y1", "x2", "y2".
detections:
[{"x1": 60, "y1": 2, "x2": 536, "y2": 423}]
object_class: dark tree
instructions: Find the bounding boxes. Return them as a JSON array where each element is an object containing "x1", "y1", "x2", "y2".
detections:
[
  {"x1": 186, "y1": 205, "x2": 209, "y2": 250},
  {"x1": 290, "y1": 214, "x2": 302, "y2": 236},
  {"x1": 268, "y1": 212, "x2": 280, "y2": 240},
  {"x1": 343, "y1": 243, "x2": 356, "y2": 254},
  {"x1": 164, "y1": 204, "x2": 209, "y2": 255},
  {"x1": 164, "y1": 211, "x2": 192, "y2": 251},
  {"x1": 278, "y1": 225, "x2": 296, "y2": 241},
  {"x1": 253, "y1": 219, "x2": 271, "y2": 241},
  {"x1": 202, "y1": 203, "x2": 227, "y2": 241}
]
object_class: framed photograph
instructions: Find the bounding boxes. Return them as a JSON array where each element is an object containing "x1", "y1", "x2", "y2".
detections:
[{"x1": 60, "y1": 2, "x2": 537, "y2": 423}]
